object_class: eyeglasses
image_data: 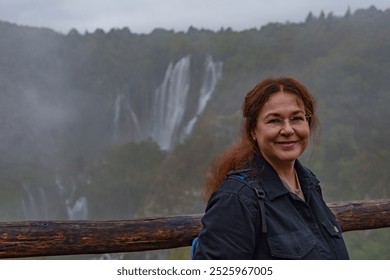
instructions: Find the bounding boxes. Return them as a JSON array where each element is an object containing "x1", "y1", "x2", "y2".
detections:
[{"x1": 262, "y1": 113, "x2": 311, "y2": 128}]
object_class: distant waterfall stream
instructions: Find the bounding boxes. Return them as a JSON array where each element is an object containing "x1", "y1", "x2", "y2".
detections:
[{"x1": 20, "y1": 175, "x2": 88, "y2": 221}]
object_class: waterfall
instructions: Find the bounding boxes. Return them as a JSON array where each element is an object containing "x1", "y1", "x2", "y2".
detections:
[
  {"x1": 57, "y1": 176, "x2": 89, "y2": 220},
  {"x1": 113, "y1": 93, "x2": 122, "y2": 143},
  {"x1": 181, "y1": 55, "x2": 223, "y2": 141},
  {"x1": 150, "y1": 55, "x2": 191, "y2": 150},
  {"x1": 20, "y1": 175, "x2": 89, "y2": 220},
  {"x1": 197, "y1": 55, "x2": 223, "y2": 115},
  {"x1": 21, "y1": 184, "x2": 49, "y2": 220},
  {"x1": 66, "y1": 196, "x2": 88, "y2": 220},
  {"x1": 112, "y1": 90, "x2": 143, "y2": 144},
  {"x1": 113, "y1": 55, "x2": 223, "y2": 151}
]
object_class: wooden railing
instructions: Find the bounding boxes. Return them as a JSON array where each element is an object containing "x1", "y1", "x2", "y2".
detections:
[{"x1": 1, "y1": 199, "x2": 390, "y2": 259}]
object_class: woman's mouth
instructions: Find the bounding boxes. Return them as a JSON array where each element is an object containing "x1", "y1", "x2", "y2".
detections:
[{"x1": 276, "y1": 141, "x2": 298, "y2": 149}]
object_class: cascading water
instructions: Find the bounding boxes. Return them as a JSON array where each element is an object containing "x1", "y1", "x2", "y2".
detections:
[
  {"x1": 113, "y1": 55, "x2": 223, "y2": 150},
  {"x1": 150, "y1": 55, "x2": 191, "y2": 150},
  {"x1": 21, "y1": 183, "x2": 49, "y2": 220},
  {"x1": 181, "y1": 55, "x2": 223, "y2": 141},
  {"x1": 66, "y1": 196, "x2": 88, "y2": 220},
  {"x1": 19, "y1": 175, "x2": 88, "y2": 221},
  {"x1": 113, "y1": 93, "x2": 123, "y2": 143},
  {"x1": 59, "y1": 177, "x2": 88, "y2": 220}
]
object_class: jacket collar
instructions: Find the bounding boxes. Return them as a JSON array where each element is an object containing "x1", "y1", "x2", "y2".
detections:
[{"x1": 250, "y1": 153, "x2": 320, "y2": 201}]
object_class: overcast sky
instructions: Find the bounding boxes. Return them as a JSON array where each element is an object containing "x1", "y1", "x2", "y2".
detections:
[{"x1": 0, "y1": 0, "x2": 389, "y2": 34}]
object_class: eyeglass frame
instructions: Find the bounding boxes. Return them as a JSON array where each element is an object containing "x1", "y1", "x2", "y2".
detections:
[{"x1": 259, "y1": 111, "x2": 312, "y2": 128}]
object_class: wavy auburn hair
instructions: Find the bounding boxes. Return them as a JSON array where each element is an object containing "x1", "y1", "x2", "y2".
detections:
[{"x1": 202, "y1": 77, "x2": 318, "y2": 200}]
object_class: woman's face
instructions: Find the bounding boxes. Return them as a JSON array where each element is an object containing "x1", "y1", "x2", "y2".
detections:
[{"x1": 252, "y1": 91, "x2": 310, "y2": 170}]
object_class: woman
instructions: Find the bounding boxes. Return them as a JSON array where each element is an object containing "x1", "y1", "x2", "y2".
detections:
[{"x1": 192, "y1": 77, "x2": 349, "y2": 259}]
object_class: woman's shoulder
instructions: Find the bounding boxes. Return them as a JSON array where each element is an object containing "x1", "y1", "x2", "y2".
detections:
[
  {"x1": 203, "y1": 169, "x2": 265, "y2": 230},
  {"x1": 217, "y1": 169, "x2": 257, "y2": 194},
  {"x1": 210, "y1": 169, "x2": 260, "y2": 211}
]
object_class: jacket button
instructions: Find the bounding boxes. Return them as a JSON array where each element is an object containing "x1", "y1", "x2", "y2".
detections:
[{"x1": 333, "y1": 225, "x2": 339, "y2": 233}]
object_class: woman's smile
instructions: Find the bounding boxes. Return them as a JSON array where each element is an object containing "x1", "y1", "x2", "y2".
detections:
[{"x1": 275, "y1": 141, "x2": 299, "y2": 149}]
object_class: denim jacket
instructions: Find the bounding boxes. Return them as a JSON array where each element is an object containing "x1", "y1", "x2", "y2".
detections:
[{"x1": 192, "y1": 154, "x2": 349, "y2": 259}]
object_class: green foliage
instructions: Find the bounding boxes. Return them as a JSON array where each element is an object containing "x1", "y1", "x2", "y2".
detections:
[
  {"x1": 344, "y1": 229, "x2": 390, "y2": 259},
  {"x1": 82, "y1": 141, "x2": 167, "y2": 219}
]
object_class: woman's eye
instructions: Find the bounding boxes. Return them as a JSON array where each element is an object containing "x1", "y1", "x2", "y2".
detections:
[
  {"x1": 268, "y1": 119, "x2": 282, "y2": 124},
  {"x1": 290, "y1": 115, "x2": 305, "y2": 122}
]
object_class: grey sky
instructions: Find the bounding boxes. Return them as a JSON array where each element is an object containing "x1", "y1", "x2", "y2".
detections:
[{"x1": 0, "y1": 0, "x2": 388, "y2": 34}]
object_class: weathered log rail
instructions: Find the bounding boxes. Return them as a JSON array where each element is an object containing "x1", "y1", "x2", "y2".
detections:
[{"x1": 0, "y1": 199, "x2": 389, "y2": 259}]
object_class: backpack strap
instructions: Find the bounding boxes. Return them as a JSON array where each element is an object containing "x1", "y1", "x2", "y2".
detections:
[
  {"x1": 191, "y1": 236, "x2": 199, "y2": 259},
  {"x1": 226, "y1": 170, "x2": 267, "y2": 233}
]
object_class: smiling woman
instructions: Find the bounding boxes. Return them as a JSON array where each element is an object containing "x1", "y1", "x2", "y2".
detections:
[{"x1": 192, "y1": 77, "x2": 349, "y2": 260}]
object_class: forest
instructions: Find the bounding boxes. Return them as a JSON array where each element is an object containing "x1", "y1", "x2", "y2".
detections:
[{"x1": 0, "y1": 6, "x2": 389, "y2": 259}]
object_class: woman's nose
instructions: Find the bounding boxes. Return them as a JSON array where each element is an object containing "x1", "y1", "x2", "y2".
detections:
[{"x1": 280, "y1": 120, "x2": 295, "y2": 135}]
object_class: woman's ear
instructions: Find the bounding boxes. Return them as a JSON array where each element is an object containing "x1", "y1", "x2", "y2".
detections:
[{"x1": 251, "y1": 132, "x2": 256, "y2": 141}]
